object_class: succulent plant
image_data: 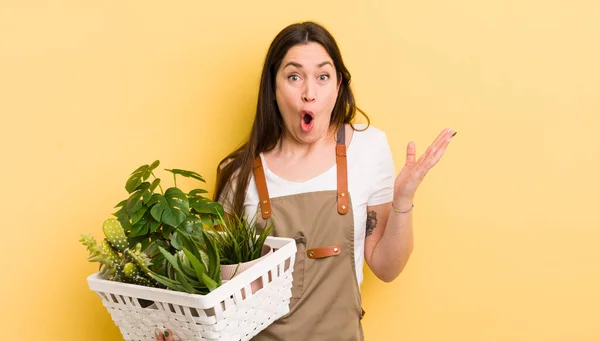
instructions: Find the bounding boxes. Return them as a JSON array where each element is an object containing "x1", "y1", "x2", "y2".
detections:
[{"x1": 81, "y1": 218, "x2": 222, "y2": 294}]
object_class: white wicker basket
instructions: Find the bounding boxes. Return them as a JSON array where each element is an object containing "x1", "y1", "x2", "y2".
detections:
[{"x1": 87, "y1": 236, "x2": 296, "y2": 341}]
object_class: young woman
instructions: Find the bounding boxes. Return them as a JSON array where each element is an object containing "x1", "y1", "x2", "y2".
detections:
[{"x1": 156, "y1": 21, "x2": 455, "y2": 341}]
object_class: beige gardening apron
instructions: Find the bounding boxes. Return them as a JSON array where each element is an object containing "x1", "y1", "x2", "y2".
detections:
[{"x1": 251, "y1": 127, "x2": 365, "y2": 341}]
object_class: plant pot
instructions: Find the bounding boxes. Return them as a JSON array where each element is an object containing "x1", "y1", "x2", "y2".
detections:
[{"x1": 221, "y1": 244, "x2": 273, "y2": 295}]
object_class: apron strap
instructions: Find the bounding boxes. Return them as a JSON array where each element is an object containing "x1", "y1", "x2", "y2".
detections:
[
  {"x1": 252, "y1": 124, "x2": 350, "y2": 219},
  {"x1": 336, "y1": 125, "x2": 349, "y2": 215},
  {"x1": 253, "y1": 157, "x2": 273, "y2": 219}
]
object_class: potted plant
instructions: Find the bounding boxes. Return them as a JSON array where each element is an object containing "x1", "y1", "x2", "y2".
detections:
[
  {"x1": 79, "y1": 160, "x2": 225, "y2": 294},
  {"x1": 79, "y1": 160, "x2": 299, "y2": 340},
  {"x1": 208, "y1": 212, "x2": 274, "y2": 293}
]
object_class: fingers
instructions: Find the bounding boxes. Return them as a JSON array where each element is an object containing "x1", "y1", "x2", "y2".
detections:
[
  {"x1": 433, "y1": 128, "x2": 455, "y2": 151},
  {"x1": 155, "y1": 328, "x2": 179, "y2": 341},
  {"x1": 155, "y1": 329, "x2": 165, "y2": 341},
  {"x1": 414, "y1": 128, "x2": 456, "y2": 176},
  {"x1": 405, "y1": 141, "x2": 416, "y2": 166},
  {"x1": 424, "y1": 129, "x2": 456, "y2": 169},
  {"x1": 164, "y1": 329, "x2": 175, "y2": 341},
  {"x1": 423, "y1": 128, "x2": 451, "y2": 156}
]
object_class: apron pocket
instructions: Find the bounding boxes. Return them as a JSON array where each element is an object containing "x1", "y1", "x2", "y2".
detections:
[{"x1": 291, "y1": 236, "x2": 306, "y2": 300}]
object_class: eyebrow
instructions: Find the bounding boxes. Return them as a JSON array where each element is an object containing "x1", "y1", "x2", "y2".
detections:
[{"x1": 284, "y1": 61, "x2": 333, "y2": 69}]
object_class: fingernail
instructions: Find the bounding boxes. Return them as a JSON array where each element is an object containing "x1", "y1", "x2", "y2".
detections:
[
  {"x1": 173, "y1": 335, "x2": 182, "y2": 341},
  {"x1": 452, "y1": 131, "x2": 457, "y2": 137},
  {"x1": 164, "y1": 331, "x2": 170, "y2": 337},
  {"x1": 155, "y1": 329, "x2": 162, "y2": 336}
]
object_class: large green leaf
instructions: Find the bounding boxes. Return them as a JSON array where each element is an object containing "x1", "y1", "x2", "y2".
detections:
[
  {"x1": 165, "y1": 169, "x2": 206, "y2": 183},
  {"x1": 125, "y1": 182, "x2": 152, "y2": 216},
  {"x1": 125, "y1": 161, "x2": 159, "y2": 194},
  {"x1": 149, "y1": 187, "x2": 189, "y2": 228}
]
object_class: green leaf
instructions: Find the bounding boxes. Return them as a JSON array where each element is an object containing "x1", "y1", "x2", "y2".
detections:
[
  {"x1": 147, "y1": 193, "x2": 162, "y2": 207},
  {"x1": 165, "y1": 169, "x2": 206, "y2": 183},
  {"x1": 129, "y1": 221, "x2": 149, "y2": 238},
  {"x1": 128, "y1": 235, "x2": 149, "y2": 249},
  {"x1": 162, "y1": 225, "x2": 175, "y2": 239},
  {"x1": 182, "y1": 247, "x2": 206, "y2": 282},
  {"x1": 188, "y1": 196, "x2": 224, "y2": 217},
  {"x1": 113, "y1": 206, "x2": 131, "y2": 230},
  {"x1": 114, "y1": 200, "x2": 127, "y2": 208},
  {"x1": 149, "y1": 160, "x2": 160, "y2": 171},
  {"x1": 179, "y1": 217, "x2": 204, "y2": 235},
  {"x1": 200, "y1": 215, "x2": 217, "y2": 226},
  {"x1": 125, "y1": 182, "x2": 152, "y2": 216},
  {"x1": 149, "y1": 188, "x2": 189, "y2": 228},
  {"x1": 202, "y1": 229, "x2": 220, "y2": 279},
  {"x1": 201, "y1": 273, "x2": 219, "y2": 292},
  {"x1": 126, "y1": 166, "x2": 148, "y2": 194},
  {"x1": 147, "y1": 179, "x2": 161, "y2": 202},
  {"x1": 171, "y1": 231, "x2": 182, "y2": 250},
  {"x1": 149, "y1": 219, "x2": 161, "y2": 233},
  {"x1": 148, "y1": 272, "x2": 187, "y2": 292},
  {"x1": 130, "y1": 205, "x2": 148, "y2": 225},
  {"x1": 189, "y1": 189, "x2": 208, "y2": 195},
  {"x1": 157, "y1": 247, "x2": 196, "y2": 293},
  {"x1": 176, "y1": 252, "x2": 197, "y2": 279},
  {"x1": 124, "y1": 161, "x2": 159, "y2": 194}
]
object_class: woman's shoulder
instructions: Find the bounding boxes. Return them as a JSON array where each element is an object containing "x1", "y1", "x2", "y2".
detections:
[{"x1": 350, "y1": 123, "x2": 389, "y2": 146}]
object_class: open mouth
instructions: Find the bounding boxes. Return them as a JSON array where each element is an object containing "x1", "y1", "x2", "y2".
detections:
[{"x1": 301, "y1": 110, "x2": 314, "y2": 132}]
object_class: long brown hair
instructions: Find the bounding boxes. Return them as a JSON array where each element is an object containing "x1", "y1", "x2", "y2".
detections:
[{"x1": 213, "y1": 21, "x2": 369, "y2": 215}]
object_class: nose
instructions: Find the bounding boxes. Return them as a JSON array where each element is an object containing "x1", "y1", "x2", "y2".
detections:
[{"x1": 302, "y1": 81, "x2": 316, "y2": 103}]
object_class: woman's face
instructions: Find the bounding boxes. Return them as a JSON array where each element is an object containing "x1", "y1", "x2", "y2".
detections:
[{"x1": 275, "y1": 42, "x2": 340, "y2": 144}]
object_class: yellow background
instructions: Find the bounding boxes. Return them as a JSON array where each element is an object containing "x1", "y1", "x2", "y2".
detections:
[{"x1": 1, "y1": 0, "x2": 599, "y2": 340}]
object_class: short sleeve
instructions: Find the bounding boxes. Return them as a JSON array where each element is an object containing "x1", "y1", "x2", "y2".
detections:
[{"x1": 367, "y1": 132, "x2": 396, "y2": 206}]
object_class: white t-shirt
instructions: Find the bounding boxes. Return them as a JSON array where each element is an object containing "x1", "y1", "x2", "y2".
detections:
[{"x1": 222, "y1": 124, "x2": 396, "y2": 286}]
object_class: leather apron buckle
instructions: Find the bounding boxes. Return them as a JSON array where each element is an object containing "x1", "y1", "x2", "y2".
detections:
[{"x1": 306, "y1": 245, "x2": 342, "y2": 259}]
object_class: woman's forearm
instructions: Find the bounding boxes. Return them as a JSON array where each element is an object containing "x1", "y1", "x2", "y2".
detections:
[{"x1": 369, "y1": 198, "x2": 415, "y2": 282}]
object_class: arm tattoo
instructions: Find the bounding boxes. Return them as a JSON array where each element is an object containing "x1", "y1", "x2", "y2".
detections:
[{"x1": 366, "y1": 210, "x2": 378, "y2": 237}]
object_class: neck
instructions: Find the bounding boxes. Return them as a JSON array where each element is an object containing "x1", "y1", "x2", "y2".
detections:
[{"x1": 275, "y1": 127, "x2": 337, "y2": 158}]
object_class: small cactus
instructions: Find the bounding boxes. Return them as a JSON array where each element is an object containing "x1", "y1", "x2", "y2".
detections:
[
  {"x1": 102, "y1": 218, "x2": 129, "y2": 252},
  {"x1": 81, "y1": 219, "x2": 159, "y2": 287},
  {"x1": 102, "y1": 239, "x2": 121, "y2": 265}
]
